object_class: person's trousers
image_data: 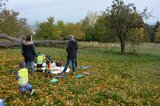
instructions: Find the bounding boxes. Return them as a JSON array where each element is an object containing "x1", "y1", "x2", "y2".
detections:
[
  {"x1": 18, "y1": 83, "x2": 32, "y2": 94},
  {"x1": 62, "y1": 59, "x2": 76, "y2": 73},
  {"x1": 26, "y1": 61, "x2": 34, "y2": 72}
]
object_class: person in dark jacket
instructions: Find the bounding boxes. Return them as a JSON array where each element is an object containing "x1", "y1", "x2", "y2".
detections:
[
  {"x1": 21, "y1": 36, "x2": 27, "y2": 63},
  {"x1": 22, "y1": 35, "x2": 37, "y2": 75},
  {"x1": 61, "y1": 35, "x2": 78, "y2": 75}
]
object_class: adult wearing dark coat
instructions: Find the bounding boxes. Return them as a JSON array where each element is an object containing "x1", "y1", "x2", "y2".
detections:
[
  {"x1": 61, "y1": 35, "x2": 78, "y2": 75},
  {"x1": 22, "y1": 35, "x2": 37, "y2": 75}
]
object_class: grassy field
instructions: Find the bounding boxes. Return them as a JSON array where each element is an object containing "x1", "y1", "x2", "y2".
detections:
[{"x1": 0, "y1": 42, "x2": 160, "y2": 105}]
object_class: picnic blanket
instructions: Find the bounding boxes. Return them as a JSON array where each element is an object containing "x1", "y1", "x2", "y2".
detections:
[
  {"x1": 51, "y1": 66, "x2": 70, "y2": 74},
  {"x1": 34, "y1": 62, "x2": 70, "y2": 74}
]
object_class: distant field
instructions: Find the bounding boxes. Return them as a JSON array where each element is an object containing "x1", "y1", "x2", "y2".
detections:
[{"x1": 0, "y1": 43, "x2": 160, "y2": 105}]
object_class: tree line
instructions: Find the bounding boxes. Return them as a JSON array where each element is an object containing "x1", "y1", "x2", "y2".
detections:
[{"x1": 0, "y1": 0, "x2": 160, "y2": 53}]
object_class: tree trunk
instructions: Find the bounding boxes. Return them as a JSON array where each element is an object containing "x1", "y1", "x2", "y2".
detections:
[
  {"x1": 120, "y1": 40, "x2": 125, "y2": 54},
  {"x1": 118, "y1": 34, "x2": 125, "y2": 54},
  {"x1": 0, "y1": 33, "x2": 21, "y2": 41}
]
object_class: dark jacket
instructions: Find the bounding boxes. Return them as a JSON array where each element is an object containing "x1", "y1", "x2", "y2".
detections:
[
  {"x1": 22, "y1": 40, "x2": 37, "y2": 61},
  {"x1": 66, "y1": 40, "x2": 78, "y2": 59}
]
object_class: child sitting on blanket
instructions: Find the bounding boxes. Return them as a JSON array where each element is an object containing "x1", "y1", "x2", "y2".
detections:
[
  {"x1": 16, "y1": 61, "x2": 35, "y2": 95},
  {"x1": 44, "y1": 56, "x2": 52, "y2": 77}
]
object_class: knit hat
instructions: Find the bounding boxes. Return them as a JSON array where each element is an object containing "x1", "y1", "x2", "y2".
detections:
[
  {"x1": 19, "y1": 61, "x2": 26, "y2": 68},
  {"x1": 69, "y1": 35, "x2": 74, "y2": 41}
]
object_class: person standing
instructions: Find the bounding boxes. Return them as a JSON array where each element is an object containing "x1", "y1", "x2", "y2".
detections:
[
  {"x1": 61, "y1": 35, "x2": 78, "y2": 75},
  {"x1": 22, "y1": 35, "x2": 37, "y2": 75}
]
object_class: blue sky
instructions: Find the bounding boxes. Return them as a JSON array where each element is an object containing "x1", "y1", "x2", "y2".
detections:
[{"x1": 5, "y1": 0, "x2": 160, "y2": 25}]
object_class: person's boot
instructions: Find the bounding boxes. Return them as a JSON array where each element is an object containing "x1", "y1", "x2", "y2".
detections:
[
  {"x1": 49, "y1": 74, "x2": 52, "y2": 78},
  {"x1": 30, "y1": 89, "x2": 35, "y2": 95},
  {"x1": 61, "y1": 72, "x2": 66, "y2": 76},
  {"x1": 44, "y1": 73, "x2": 48, "y2": 77},
  {"x1": 71, "y1": 71, "x2": 76, "y2": 75},
  {"x1": 30, "y1": 72, "x2": 34, "y2": 76}
]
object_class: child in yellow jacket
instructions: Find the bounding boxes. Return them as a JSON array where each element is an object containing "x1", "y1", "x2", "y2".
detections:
[{"x1": 16, "y1": 61, "x2": 35, "y2": 95}]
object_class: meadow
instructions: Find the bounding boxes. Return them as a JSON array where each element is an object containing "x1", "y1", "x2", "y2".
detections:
[{"x1": 0, "y1": 42, "x2": 160, "y2": 105}]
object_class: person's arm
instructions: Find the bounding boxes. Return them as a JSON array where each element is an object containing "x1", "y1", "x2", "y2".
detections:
[
  {"x1": 66, "y1": 42, "x2": 70, "y2": 53},
  {"x1": 31, "y1": 44, "x2": 37, "y2": 57},
  {"x1": 21, "y1": 40, "x2": 23, "y2": 54},
  {"x1": 15, "y1": 71, "x2": 20, "y2": 80},
  {"x1": 76, "y1": 41, "x2": 78, "y2": 51},
  {"x1": 22, "y1": 44, "x2": 25, "y2": 55}
]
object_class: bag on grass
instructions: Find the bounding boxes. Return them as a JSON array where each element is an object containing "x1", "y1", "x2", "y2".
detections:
[{"x1": 56, "y1": 61, "x2": 62, "y2": 67}]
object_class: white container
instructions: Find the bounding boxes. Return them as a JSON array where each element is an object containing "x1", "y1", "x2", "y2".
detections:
[{"x1": 51, "y1": 62, "x2": 56, "y2": 68}]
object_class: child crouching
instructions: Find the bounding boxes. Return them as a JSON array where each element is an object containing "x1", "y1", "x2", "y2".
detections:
[{"x1": 16, "y1": 61, "x2": 35, "y2": 95}]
